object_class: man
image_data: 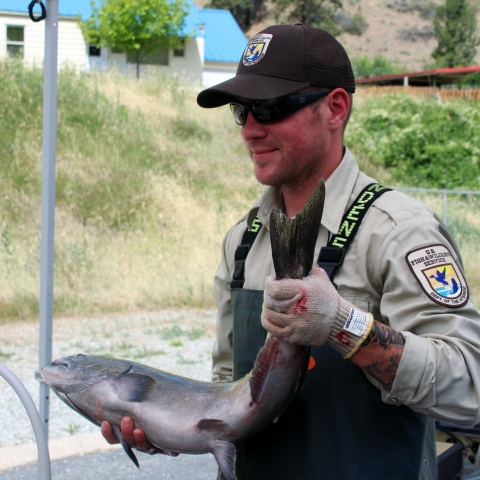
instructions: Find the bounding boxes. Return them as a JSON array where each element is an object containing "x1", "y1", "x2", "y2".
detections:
[{"x1": 103, "y1": 24, "x2": 480, "y2": 479}]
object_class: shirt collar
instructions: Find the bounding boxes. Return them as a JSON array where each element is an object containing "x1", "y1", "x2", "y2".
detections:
[
  {"x1": 247, "y1": 186, "x2": 283, "y2": 229},
  {"x1": 247, "y1": 147, "x2": 359, "y2": 234},
  {"x1": 322, "y1": 146, "x2": 359, "y2": 234}
]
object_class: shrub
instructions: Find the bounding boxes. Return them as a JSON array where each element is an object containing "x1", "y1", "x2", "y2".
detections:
[
  {"x1": 346, "y1": 94, "x2": 480, "y2": 189},
  {"x1": 351, "y1": 54, "x2": 405, "y2": 78},
  {"x1": 456, "y1": 72, "x2": 480, "y2": 88},
  {"x1": 333, "y1": 7, "x2": 368, "y2": 35}
]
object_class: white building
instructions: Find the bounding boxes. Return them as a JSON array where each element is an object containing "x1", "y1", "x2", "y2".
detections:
[{"x1": 0, "y1": 0, "x2": 246, "y2": 86}]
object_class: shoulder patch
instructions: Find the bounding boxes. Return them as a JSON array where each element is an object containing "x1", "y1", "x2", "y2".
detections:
[
  {"x1": 406, "y1": 244, "x2": 468, "y2": 308},
  {"x1": 242, "y1": 33, "x2": 273, "y2": 66}
]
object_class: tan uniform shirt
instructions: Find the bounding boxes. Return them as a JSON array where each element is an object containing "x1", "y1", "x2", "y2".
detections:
[{"x1": 212, "y1": 147, "x2": 480, "y2": 425}]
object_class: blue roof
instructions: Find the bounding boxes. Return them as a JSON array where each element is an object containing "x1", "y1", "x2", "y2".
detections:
[
  {"x1": 0, "y1": 0, "x2": 247, "y2": 62},
  {"x1": 0, "y1": 0, "x2": 93, "y2": 20},
  {"x1": 198, "y1": 8, "x2": 246, "y2": 63}
]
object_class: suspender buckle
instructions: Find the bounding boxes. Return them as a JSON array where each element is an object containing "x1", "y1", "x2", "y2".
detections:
[
  {"x1": 231, "y1": 243, "x2": 252, "y2": 289},
  {"x1": 317, "y1": 246, "x2": 346, "y2": 286}
]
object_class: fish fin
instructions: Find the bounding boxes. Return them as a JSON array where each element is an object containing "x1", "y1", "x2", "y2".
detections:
[
  {"x1": 270, "y1": 178, "x2": 325, "y2": 280},
  {"x1": 249, "y1": 335, "x2": 278, "y2": 403},
  {"x1": 212, "y1": 440, "x2": 236, "y2": 480},
  {"x1": 197, "y1": 419, "x2": 233, "y2": 438},
  {"x1": 113, "y1": 426, "x2": 140, "y2": 469},
  {"x1": 112, "y1": 374, "x2": 156, "y2": 402}
]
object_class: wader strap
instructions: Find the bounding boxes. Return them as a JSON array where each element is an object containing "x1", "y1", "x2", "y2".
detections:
[
  {"x1": 230, "y1": 216, "x2": 262, "y2": 289},
  {"x1": 317, "y1": 183, "x2": 392, "y2": 283}
]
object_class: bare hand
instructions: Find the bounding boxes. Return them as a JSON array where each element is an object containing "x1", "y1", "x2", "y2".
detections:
[{"x1": 101, "y1": 416, "x2": 179, "y2": 456}]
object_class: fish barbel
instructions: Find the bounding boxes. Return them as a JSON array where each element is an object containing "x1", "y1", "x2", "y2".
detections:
[{"x1": 41, "y1": 179, "x2": 325, "y2": 480}]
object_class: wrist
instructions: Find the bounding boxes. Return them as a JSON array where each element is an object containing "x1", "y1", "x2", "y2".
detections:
[{"x1": 326, "y1": 297, "x2": 374, "y2": 359}]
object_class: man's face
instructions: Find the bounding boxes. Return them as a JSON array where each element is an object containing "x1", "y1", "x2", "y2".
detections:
[{"x1": 240, "y1": 97, "x2": 329, "y2": 189}]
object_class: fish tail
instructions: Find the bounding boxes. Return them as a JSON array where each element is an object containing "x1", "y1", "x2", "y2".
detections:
[{"x1": 270, "y1": 178, "x2": 325, "y2": 280}]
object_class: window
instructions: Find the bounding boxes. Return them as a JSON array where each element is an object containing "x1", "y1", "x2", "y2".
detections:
[
  {"x1": 174, "y1": 40, "x2": 185, "y2": 57},
  {"x1": 89, "y1": 45, "x2": 101, "y2": 57},
  {"x1": 7, "y1": 26, "x2": 24, "y2": 59},
  {"x1": 127, "y1": 45, "x2": 169, "y2": 65}
]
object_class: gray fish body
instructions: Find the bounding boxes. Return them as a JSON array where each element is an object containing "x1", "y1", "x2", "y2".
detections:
[
  {"x1": 42, "y1": 337, "x2": 308, "y2": 478},
  {"x1": 41, "y1": 179, "x2": 325, "y2": 480}
]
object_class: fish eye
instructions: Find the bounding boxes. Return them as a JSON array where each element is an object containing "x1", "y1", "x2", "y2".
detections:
[{"x1": 52, "y1": 358, "x2": 77, "y2": 370}]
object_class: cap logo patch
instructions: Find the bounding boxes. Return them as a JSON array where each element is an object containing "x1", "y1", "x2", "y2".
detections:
[
  {"x1": 406, "y1": 244, "x2": 468, "y2": 308},
  {"x1": 242, "y1": 33, "x2": 273, "y2": 66}
]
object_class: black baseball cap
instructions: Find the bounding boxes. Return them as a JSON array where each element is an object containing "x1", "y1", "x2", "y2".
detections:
[{"x1": 197, "y1": 24, "x2": 355, "y2": 108}]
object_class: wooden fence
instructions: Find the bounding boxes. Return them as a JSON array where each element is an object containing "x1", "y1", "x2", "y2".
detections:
[{"x1": 357, "y1": 85, "x2": 480, "y2": 102}]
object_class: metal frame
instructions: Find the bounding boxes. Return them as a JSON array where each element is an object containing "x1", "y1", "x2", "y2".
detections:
[
  {"x1": 36, "y1": 0, "x2": 59, "y2": 443},
  {"x1": 393, "y1": 186, "x2": 480, "y2": 226}
]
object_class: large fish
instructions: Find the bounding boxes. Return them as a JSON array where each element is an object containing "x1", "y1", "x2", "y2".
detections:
[{"x1": 41, "y1": 179, "x2": 325, "y2": 480}]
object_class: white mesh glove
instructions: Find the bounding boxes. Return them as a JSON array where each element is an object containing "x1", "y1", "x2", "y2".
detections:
[{"x1": 261, "y1": 267, "x2": 374, "y2": 358}]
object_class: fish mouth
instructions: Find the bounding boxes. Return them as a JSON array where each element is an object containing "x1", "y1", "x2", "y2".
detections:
[
  {"x1": 50, "y1": 353, "x2": 90, "y2": 370},
  {"x1": 41, "y1": 354, "x2": 131, "y2": 394},
  {"x1": 40, "y1": 365, "x2": 106, "y2": 394}
]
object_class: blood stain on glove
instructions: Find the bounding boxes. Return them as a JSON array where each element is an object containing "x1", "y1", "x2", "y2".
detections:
[
  {"x1": 293, "y1": 289, "x2": 308, "y2": 315},
  {"x1": 336, "y1": 331, "x2": 353, "y2": 348}
]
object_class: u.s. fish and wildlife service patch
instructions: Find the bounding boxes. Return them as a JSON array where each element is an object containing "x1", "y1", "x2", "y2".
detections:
[
  {"x1": 406, "y1": 244, "x2": 468, "y2": 308},
  {"x1": 242, "y1": 33, "x2": 273, "y2": 66}
]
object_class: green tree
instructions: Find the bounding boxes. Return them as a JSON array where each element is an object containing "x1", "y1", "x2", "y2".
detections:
[
  {"x1": 270, "y1": 0, "x2": 344, "y2": 35},
  {"x1": 352, "y1": 54, "x2": 405, "y2": 78},
  {"x1": 456, "y1": 71, "x2": 480, "y2": 87},
  {"x1": 206, "y1": 0, "x2": 264, "y2": 30},
  {"x1": 432, "y1": 0, "x2": 480, "y2": 67},
  {"x1": 206, "y1": 0, "x2": 250, "y2": 29},
  {"x1": 81, "y1": 0, "x2": 189, "y2": 78}
]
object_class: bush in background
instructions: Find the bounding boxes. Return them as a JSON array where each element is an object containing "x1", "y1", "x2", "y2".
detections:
[
  {"x1": 385, "y1": 0, "x2": 437, "y2": 18},
  {"x1": 456, "y1": 72, "x2": 480, "y2": 88},
  {"x1": 333, "y1": 7, "x2": 368, "y2": 35},
  {"x1": 346, "y1": 93, "x2": 480, "y2": 189},
  {"x1": 351, "y1": 54, "x2": 406, "y2": 78}
]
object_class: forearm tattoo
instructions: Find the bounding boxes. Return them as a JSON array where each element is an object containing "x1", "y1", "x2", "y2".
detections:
[
  {"x1": 362, "y1": 322, "x2": 406, "y2": 349},
  {"x1": 354, "y1": 322, "x2": 405, "y2": 391}
]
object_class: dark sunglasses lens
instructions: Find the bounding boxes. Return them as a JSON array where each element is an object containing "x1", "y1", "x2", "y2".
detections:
[
  {"x1": 251, "y1": 99, "x2": 282, "y2": 122},
  {"x1": 230, "y1": 103, "x2": 247, "y2": 125},
  {"x1": 230, "y1": 91, "x2": 331, "y2": 126}
]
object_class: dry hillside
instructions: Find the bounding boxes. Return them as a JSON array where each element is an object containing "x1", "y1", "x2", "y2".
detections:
[{"x1": 195, "y1": 0, "x2": 480, "y2": 73}]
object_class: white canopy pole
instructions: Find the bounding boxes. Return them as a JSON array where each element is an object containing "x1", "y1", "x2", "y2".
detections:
[{"x1": 38, "y1": 0, "x2": 59, "y2": 442}]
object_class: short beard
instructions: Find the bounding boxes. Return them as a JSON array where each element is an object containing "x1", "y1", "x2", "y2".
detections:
[{"x1": 253, "y1": 110, "x2": 325, "y2": 190}]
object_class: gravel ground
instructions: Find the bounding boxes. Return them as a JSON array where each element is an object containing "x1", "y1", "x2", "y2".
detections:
[{"x1": 0, "y1": 309, "x2": 217, "y2": 447}]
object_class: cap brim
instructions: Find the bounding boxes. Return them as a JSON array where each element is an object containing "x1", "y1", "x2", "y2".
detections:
[{"x1": 197, "y1": 74, "x2": 310, "y2": 108}]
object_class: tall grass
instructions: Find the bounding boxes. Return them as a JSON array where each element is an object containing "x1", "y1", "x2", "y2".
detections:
[
  {"x1": 1, "y1": 63, "x2": 479, "y2": 321},
  {"x1": 0, "y1": 61, "x2": 263, "y2": 321}
]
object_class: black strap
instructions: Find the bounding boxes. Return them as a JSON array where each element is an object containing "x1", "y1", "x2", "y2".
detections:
[
  {"x1": 231, "y1": 216, "x2": 262, "y2": 289},
  {"x1": 317, "y1": 183, "x2": 392, "y2": 283}
]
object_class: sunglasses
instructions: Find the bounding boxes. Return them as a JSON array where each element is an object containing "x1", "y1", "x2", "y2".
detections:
[{"x1": 229, "y1": 89, "x2": 333, "y2": 126}]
